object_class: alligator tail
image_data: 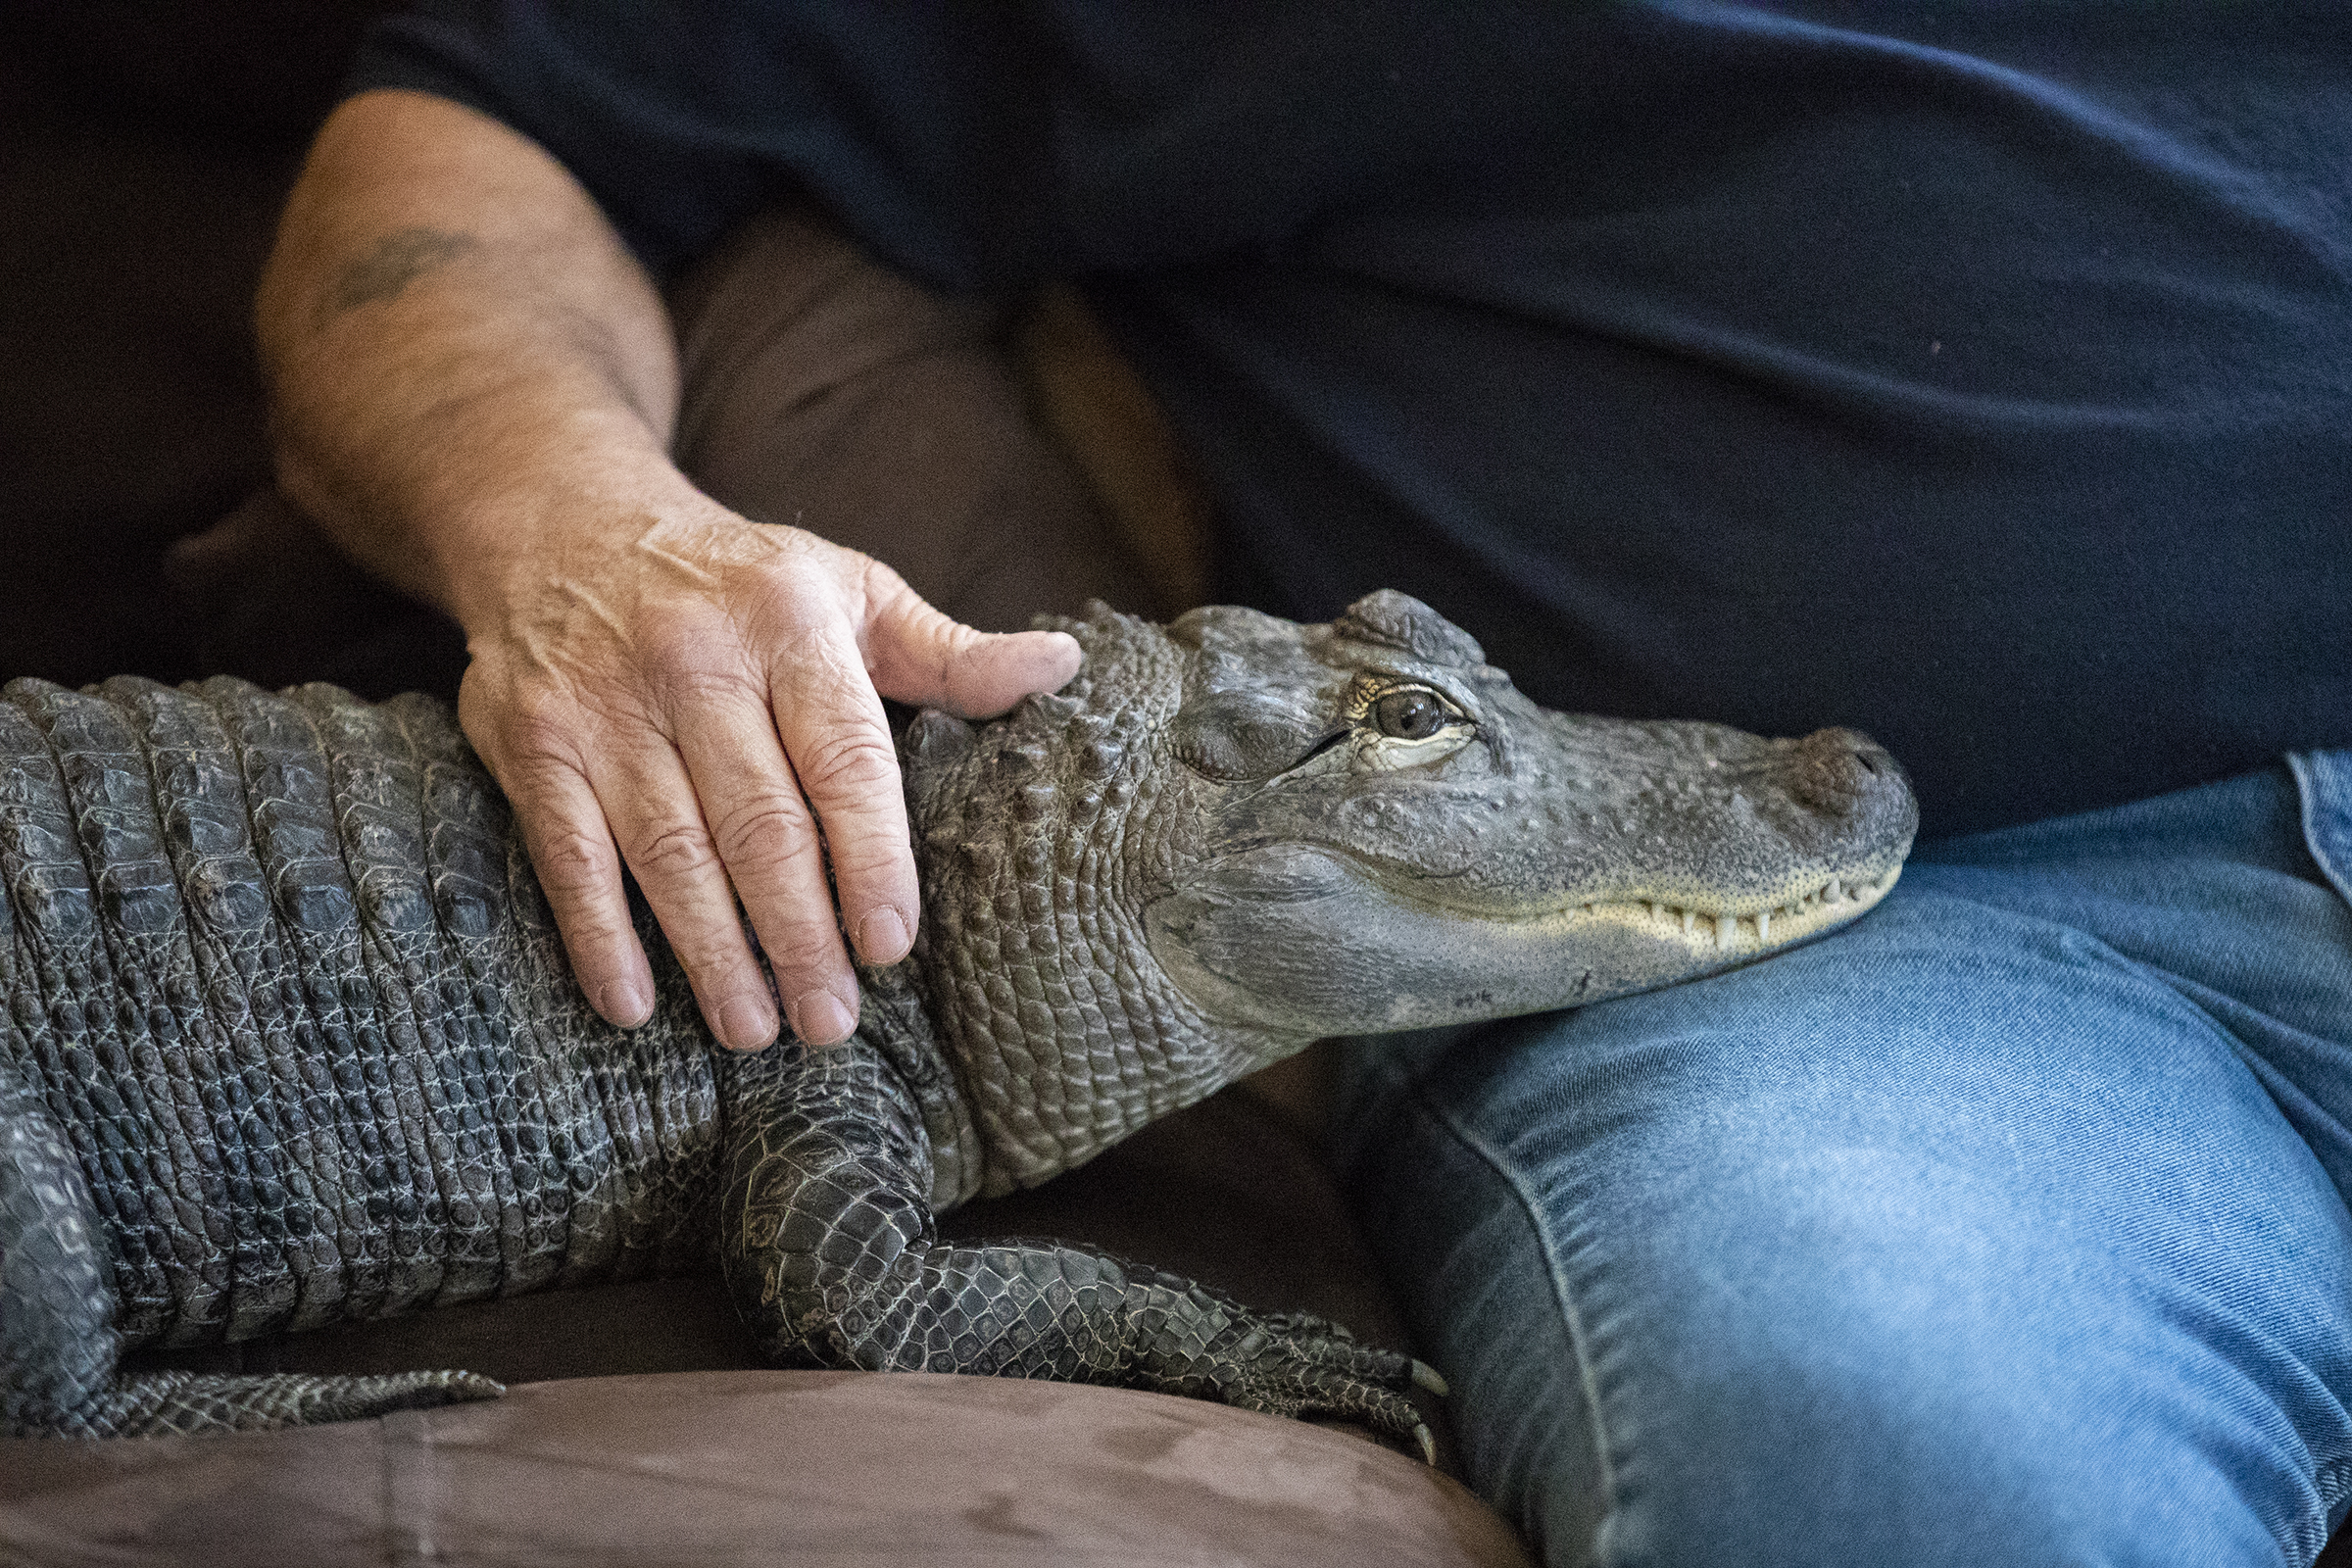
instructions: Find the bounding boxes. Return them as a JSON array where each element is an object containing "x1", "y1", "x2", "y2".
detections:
[{"x1": 22, "y1": 1367, "x2": 501, "y2": 1439}]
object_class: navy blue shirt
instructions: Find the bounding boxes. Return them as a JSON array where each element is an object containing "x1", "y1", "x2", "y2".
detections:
[{"x1": 354, "y1": 2, "x2": 2352, "y2": 836}]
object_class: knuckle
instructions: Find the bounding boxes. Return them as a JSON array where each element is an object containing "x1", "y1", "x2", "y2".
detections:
[
  {"x1": 709, "y1": 793, "x2": 818, "y2": 876},
  {"x1": 763, "y1": 906, "x2": 848, "y2": 958},
  {"x1": 527, "y1": 825, "x2": 612, "y2": 894},
  {"x1": 792, "y1": 728, "x2": 901, "y2": 798},
  {"x1": 646, "y1": 904, "x2": 754, "y2": 981},
  {"x1": 628, "y1": 818, "x2": 721, "y2": 884},
  {"x1": 480, "y1": 689, "x2": 589, "y2": 773},
  {"x1": 669, "y1": 939, "x2": 759, "y2": 993},
  {"x1": 640, "y1": 632, "x2": 757, "y2": 704},
  {"x1": 505, "y1": 681, "x2": 579, "y2": 736},
  {"x1": 746, "y1": 552, "x2": 846, "y2": 616},
  {"x1": 759, "y1": 928, "x2": 852, "y2": 987},
  {"x1": 824, "y1": 830, "x2": 913, "y2": 887},
  {"x1": 856, "y1": 554, "x2": 913, "y2": 609}
]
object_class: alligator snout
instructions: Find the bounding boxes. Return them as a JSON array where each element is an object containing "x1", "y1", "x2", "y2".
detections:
[
  {"x1": 1783, "y1": 727, "x2": 1902, "y2": 816},
  {"x1": 1772, "y1": 729, "x2": 1917, "y2": 881}
]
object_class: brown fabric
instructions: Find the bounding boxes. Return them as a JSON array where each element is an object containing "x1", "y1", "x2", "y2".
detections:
[
  {"x1": 667, "y1": 203, "x2": 1166, "y2": 628},
  {"x1": 1015, "y1": 282, "x2": 1215, "y2": 614},
  {"x1": 0, "y1": 1371, "x2": 1530, "y2": 1568}
]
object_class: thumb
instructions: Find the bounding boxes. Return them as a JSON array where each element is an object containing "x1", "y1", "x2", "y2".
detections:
[{"x1": 861, "y1": 571, "x2": 1083, "y2": 719}]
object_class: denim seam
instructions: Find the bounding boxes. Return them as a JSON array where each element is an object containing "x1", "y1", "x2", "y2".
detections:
[
  {"x1": 2288, "y1": 753, "x2": 2352, "y2": 911},
  {"x1": 1408, "y1": 1078, "x2": 1623, "y2": 1531}
]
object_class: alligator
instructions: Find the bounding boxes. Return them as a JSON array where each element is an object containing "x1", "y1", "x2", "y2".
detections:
[{"x1": 0, "y1": 590, "x2": 1915, "y2": 1448}]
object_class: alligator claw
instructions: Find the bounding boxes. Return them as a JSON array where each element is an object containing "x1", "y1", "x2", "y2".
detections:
[{"x1": 1411, "y1": 1359, "x2": 1450, "y2": 1397}]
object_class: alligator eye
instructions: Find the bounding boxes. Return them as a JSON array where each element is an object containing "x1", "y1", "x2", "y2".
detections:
[{"x1": 1371, "y1": 688, "x2": 1450, "y2": 740}]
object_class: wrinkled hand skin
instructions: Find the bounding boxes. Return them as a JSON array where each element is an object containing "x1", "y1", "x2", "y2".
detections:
[
  {"x1": 452, "y1": 500, "x2": 1079, "y2": 1056},
  {"x1": 0, "y1": 592, "x2": 1913, "y2": 1449}
]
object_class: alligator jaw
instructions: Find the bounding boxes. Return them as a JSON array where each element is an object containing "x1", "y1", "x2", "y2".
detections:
[{"x1": 1144, "y1": 845, "x2": 1908, "y2": 1039}]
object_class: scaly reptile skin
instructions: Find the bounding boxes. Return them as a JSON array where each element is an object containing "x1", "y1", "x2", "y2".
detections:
[{"x1": 0, "y1": 592, "x2": 1915, "y2": 1443}]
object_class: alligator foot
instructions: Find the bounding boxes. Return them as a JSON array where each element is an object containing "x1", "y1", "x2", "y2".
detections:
[
  {"x1": 28, "y1": 1369, "x2": 506, "y2": 1439},
  {"x1": 719, "y1": 1037, "x2": 1448, "y2": 1459},
  {"x1": 1150, "y1": 1294, "x2": 1441, "y2": 1461}
]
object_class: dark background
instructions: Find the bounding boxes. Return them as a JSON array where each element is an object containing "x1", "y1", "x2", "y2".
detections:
[{"x1": 0, "y1": 1, "x2": 390, "y2": 686}]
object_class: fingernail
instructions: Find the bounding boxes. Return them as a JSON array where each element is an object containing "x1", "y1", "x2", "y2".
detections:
[
  {"x1": 856, "y1": 907, "x2": 910, "y2": 963},
  {"x1": 600, "y1": 980, "x2": 652, "y2": 1029},
  {"x1": 717, "y1": 993, "x2": 777, "y2": 1052},
  {"x1": 791, "y1": 988, "x2": 857, "y2": 1047}
]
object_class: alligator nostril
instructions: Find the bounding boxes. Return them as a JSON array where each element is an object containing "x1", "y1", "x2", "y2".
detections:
[{"x1": 1786, "y1": 727, "x2": 1884, "y2": 813}]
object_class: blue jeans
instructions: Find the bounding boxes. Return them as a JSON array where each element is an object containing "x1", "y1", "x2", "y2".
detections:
[{"x1": 1334, "y1": 755, "x2": 2352, "y2": 1567}]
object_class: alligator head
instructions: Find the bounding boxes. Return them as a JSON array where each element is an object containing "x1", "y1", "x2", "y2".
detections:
[{"x1": 899, "y1": 591, "x2": 1916, "y2": 1194}]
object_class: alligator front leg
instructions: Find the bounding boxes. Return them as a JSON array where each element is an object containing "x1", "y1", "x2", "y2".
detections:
[
  {"x1": 1, "y1": 1062, "x2": 499, "y2": 1438},
  {"x1": 717, "y1": 1038, "x2": 1434, "y2": 1453}
]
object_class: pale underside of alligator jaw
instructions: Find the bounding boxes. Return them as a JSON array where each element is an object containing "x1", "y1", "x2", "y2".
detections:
[{"x1": 1567, "y1": 864, "x2": 1905, "y2": 957}]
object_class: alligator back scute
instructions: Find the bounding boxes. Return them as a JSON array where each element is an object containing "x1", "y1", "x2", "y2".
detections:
[
  {"x1": 22, "y1": 679, "x2": 280, "y2": 1348},
  {"x1": 209, "y1": 678, "x2": 446, "y2": 1324},
  {"x1": 0, "y1": 690, "x2": 179, "y2": 1345},
  {"x1": 387, "y1": 691, "x2": 573, "y2": 1296},
  {"x1": 101, "y1": 676, "x2": 346, "y2": 1339},
  {"x1": 292, "y1": 684, "x2": 510, "y2": 1307}
]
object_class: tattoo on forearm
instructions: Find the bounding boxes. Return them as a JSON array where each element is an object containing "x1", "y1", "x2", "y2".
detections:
[{"x1": 328, "y1": 227, "x2": 479, "y2": 315}]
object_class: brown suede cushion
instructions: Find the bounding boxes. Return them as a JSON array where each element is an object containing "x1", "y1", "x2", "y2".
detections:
[{"x1": 0, "y1": 1371, "x2": 1529, "y2": 1568}]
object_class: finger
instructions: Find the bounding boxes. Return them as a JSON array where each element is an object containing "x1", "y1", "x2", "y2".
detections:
[
  {"x1": 503, "y1": 759, "x2": 659, "y2": 1030},
  {"x1": 858, "y1": 565, "x2": 1083, "y2": 718},
  {"x1": 762, "y1": 618, "x2": 921, "y2": 978},
  {"x1": 593, "y1": 742, "x2": 781, "y2": 1053},
  {"x1": 668, "y1": 687, "x2": 863, "y2": 1048}
]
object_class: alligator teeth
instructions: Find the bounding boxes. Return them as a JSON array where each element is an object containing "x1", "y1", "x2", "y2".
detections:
[{"x1": 1638, "y1": 869, "x2": 1894, "y2": 950}]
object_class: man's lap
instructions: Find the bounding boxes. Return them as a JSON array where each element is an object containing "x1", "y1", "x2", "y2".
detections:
[{"x1": 1336, "y1": 758, "x2": 2352, "y2": 1566}]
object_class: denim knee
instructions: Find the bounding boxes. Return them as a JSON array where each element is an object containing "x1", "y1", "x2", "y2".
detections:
[
  {"x1": 1349, "y1": 1058, "x2": 2352, "y2": 1567},
  {"x1": 1337, "y1": 872, "x2": 2352, "y2": 1566}
]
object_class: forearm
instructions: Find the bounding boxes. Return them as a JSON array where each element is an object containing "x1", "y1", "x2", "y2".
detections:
[{"x1": 258, "y1": 88, "x2": 686, "y2": 629}]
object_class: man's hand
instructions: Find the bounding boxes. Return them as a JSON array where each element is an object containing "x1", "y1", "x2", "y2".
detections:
[
  {"x1": 260, "y1": 89, "x2": 1077, "y2": 1050},
  {"x1": 457, "y1": 499, "x2": 1077, "y2": 1050}
]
